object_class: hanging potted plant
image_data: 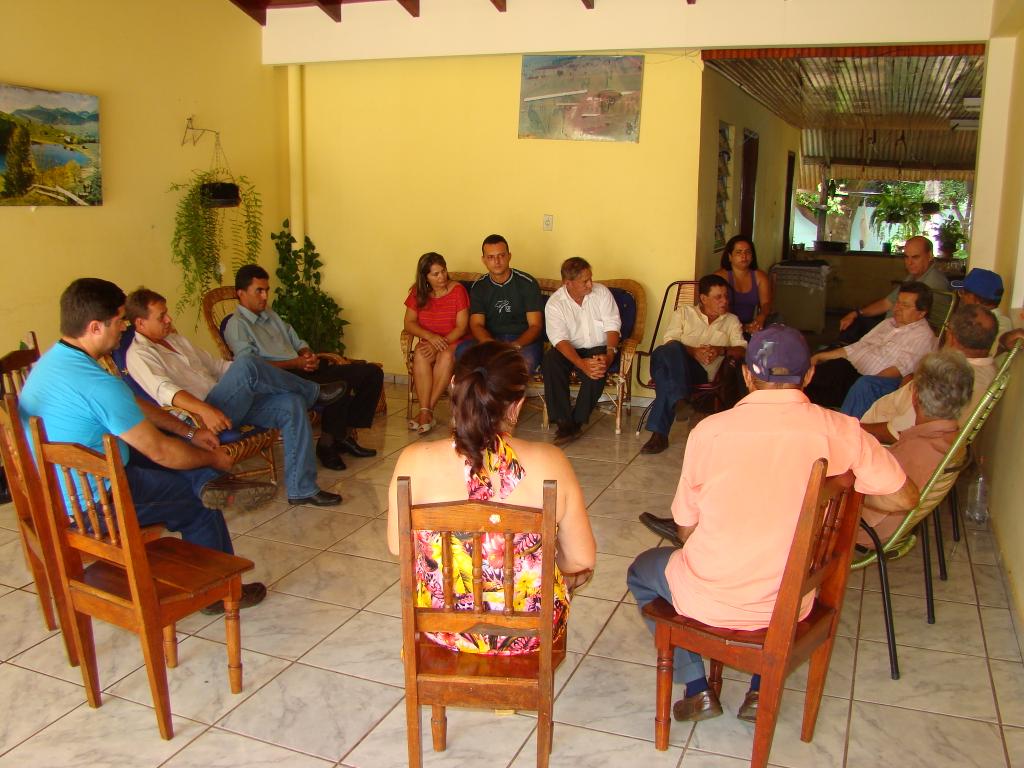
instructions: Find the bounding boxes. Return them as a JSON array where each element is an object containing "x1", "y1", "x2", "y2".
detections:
[
  {"x1": 169, "y1": 169, "x2": 262, "y2": 313},
  {"x1": 869, "y1": 183, "x2": 924, "y2": 243}
]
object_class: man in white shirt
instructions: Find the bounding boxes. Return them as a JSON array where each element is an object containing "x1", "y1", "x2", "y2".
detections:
[
  {"x1": 541, "y1": 257, "x2": 622, "y2": 446},
  {"x1": 806, "y1": 281, "x2": 937, "y2": 409},
  {"x1": 124, "y1": 288, "x2": 346, "y2": 507},
  {"x1": 640, "y1": 274, "x2": 746, "y2": 455}
]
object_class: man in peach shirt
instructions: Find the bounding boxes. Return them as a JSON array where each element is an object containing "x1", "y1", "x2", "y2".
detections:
[{"x1": 628, "y1": 325, "x2": 918, "y2": 724}]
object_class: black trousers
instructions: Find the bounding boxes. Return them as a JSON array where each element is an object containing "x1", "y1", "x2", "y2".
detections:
[
  {"x1": 295, "y1": 361, "x2": 384, "y2": 439},
  {"x1": 542, "y1": 345, "x2": 608, "y2": 427},
  {"x1": 804, "y1": 357, "x2": 861, "y2": 408}
]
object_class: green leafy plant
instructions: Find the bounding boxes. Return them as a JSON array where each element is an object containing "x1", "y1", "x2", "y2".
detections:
[
  {"x1": 169, "y1": 170, "x2": 261, "y2": 313},
  {"x1": 271, "y1": 219, "x2": 348, "y2": 354},
  {"x1": 869, "y1": 182, "x2": 925, "y2": 241},
  {"x1": 934, "y1": 214, "x2": 965, "y2": 256}
]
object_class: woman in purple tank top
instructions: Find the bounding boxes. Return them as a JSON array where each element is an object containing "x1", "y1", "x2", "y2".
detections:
[{"x1": 714, "y1": 235, "x2": 772, "y2": 336}]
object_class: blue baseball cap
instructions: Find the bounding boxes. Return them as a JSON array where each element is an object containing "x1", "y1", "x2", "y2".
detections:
[
  {"x1": 951, "y1": 269, "x2": 1003, "y2": 304},
  {"x1": 746, "y1": 325, "x2": 811, "y2": 384}
]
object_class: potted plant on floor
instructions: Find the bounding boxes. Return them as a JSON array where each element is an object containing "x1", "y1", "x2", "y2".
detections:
[{"x1": 934, "y1": 215, "x2": 965, "y2": 258}]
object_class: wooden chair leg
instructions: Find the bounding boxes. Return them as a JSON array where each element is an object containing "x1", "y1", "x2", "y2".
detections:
[
  {"x1": 537, "y1": 709, "x2": 554, "y2": 768},
  {"x1": 932, "y1": 507, "x2": 948, "y2": 581},
  {"x1": 163, "y1": 624, "x2": 178, "y2": 668},
  {"x1": 74, "y1": 612, "x2": 102, "y2": 709},
  {"x1": 139, "y1": 623, "x2": 174, "y2": 740},
  {"x1": 23, "y1": 548, "x2": 58, "y2": 631},
  {"x1": 224, "y1": 586, "x2": 243, "y2": 694},
  {"x1": 860, "y1": 520, "x2": 899, "y2": 679},
  {"x1": 653, "y1": 625, "x2": 673, "y2": 750},
  {"x1": 708, "y1": 659, "x2": 723, "y2": 698},
  {"x1": 750, "y1": 673, "x2": 784, "y2": 768},
  {"x1": 919, "y1": 520, "x2": 935, "y2": 624},
  {"x1": 801, "y1": 640, "x2": 834, "y2": 741},
  {"x1": 405, "y1": 695, "x2": 423, "y2": 768},
  {"x1": 430, "y1": 704, "x2": 447, "y2": 751}
]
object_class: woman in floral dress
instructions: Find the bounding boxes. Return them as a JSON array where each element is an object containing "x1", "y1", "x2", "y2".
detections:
[{"x1": 387, "y1": 341, "x2": 596, "y2": 654}]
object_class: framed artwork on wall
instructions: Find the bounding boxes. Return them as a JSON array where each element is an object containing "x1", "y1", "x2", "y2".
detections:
[
  {"x1": 518, "y1": 55, "x2": 644, "y2": 143},
  {"x1": 0, "y1": 82, "x2": 101, "y2": 206}
]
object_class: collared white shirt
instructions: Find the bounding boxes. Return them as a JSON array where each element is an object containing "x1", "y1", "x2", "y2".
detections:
[
  {"x1": 126, "y1": 331, "x2": 231, "y2": 406},
  {"x1": 845, "y1": 317, "x2": 937, "y2": 376},
  {"x1": 662, "y1": 304, "x2": 746, "y2": 378},
  {"x1": 544, "y1": 282, "x2": 621, "y2": 350}
]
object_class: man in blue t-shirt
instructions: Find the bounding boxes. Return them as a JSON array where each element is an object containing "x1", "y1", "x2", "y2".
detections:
[
  {"x1": 465, "y1": 234, "x2": 544, "y2": 372},
  {"x1": 19, "y1": 278, "x2": 268, "y2": 612}
]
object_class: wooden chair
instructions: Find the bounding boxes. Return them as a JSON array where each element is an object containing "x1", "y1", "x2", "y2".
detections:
[
  {"x1": 634, "y1": 280, "x2": 736, "y2": 436},
  {"x1": 30, "y1": 418, "x2": 256, "y2": 740},
  {"x1": 0, "y1": 331, "x2": 39, "y2": 396},
  {"x1": 642, "y1": 462, "x2": 862, "y2": 768},
  {"x1": 852, "y1": 339, "x2": 1022, "y2": 680},
  {"x1": 396, "y1": 476, "x2": 564, "y2": 768},
  {"x1": 0, "y1": 393, "x2": 78, "y2": 666},
  {"x1": 202, "y1": 285, "x2": 387, "y2": 416}
]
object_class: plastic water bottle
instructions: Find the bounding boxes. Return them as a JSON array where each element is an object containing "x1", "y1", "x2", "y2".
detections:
[{"x1": 965, "y1": 463, "x2": 990, "y2": 526}]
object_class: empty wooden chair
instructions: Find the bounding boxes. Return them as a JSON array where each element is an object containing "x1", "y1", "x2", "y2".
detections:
[
  {"x1": 31, "y1": 417, "x2": 256, "y2": 739},
  {"x1": 0, "y1": 331, "x2": 39, "y2": 396},
  {"x1": 0, "y1": 393, "x2": 78, "y2": 666},
  {"x1": 642, "y1": 462, "x2": 862, "y2": 767},
  {"x1": 396, "y1": 476, "x2": 564, "y2": 768}
]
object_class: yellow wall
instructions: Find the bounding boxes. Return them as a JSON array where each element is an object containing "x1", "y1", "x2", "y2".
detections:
[
  {"x1": 695, "y1": 67, "x2": 802, "y2": 278},
  {"x1": 0, "y1": 0, "x2": 285, "y2": 353},
  {"x1": 301, "y1": 51, "x2": 703, "y2": 372},
  {"x1": 980, "y1": 26, "x2": 1024, "y2": 614}
]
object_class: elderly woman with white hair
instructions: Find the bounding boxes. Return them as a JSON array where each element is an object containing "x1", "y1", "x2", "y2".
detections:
[{"x1": 859, "y1": 349, "x2": 974, "y2": 545}]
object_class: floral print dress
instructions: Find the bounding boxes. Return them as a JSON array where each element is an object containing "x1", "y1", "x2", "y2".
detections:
[{"x1": 414, "y1": 434, "x2": 569, "y2": 654}]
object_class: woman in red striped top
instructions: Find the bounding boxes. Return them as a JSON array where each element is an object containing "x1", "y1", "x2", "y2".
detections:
[{"x1": 403, "y1": 252, "x2": 470, "y2": 434}]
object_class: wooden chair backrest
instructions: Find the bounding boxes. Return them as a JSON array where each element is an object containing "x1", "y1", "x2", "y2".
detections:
[
  {"x1": 764, "y1": 463, "x2": 860, "y2": 655},
  {"x1": 397, "y1": 476, "x2": 557, "y2": 662},
  {"x1": 1, "y1": 331, "x2": 40, "y2": 396},
  {"x1": 30, "y1": 418, "x2": 154, "y2": 589},
  {"x1": 0, "y1": 394, "x2": 51, "y2": 563},
  {"x1": 201, "y1": 286, "x2": 240, "y2": 361}
]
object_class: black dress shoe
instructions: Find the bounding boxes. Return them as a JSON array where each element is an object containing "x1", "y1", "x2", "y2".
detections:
[
  {"x1": 639, "y1": 513, "x2": 683, "y2": 546},
  {"x1": 288, "y1": 489, "x2": 343, "y2": 506},
  {"x1": 338, "y1": 435, "x2": 377, "y2": 458},
  {"x1": 316, "y1": 444, "x2": 347, "y2": 470},
  {"x1": 672, "y1": 689, "x2": 723, "y2": 722},
  {"x1": 552, "y1": 420, "x2": 581, "y2": 448},
  {"x1": 317, "y1": 381, "x2": 350, "y2": 405},
  {"x1": 200, "y1": 582, "x2": 268, "y2": 615},
  {"x1": 640, "y1": 431, "x2": 669, "y2": 454}
]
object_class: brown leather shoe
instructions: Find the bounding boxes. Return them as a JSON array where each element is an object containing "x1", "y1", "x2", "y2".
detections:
[
  {"x1": 200, "y1": 582, "x2": 268, "y2": 615},
  {"x1": 672, "y1": 689, "x2": 723, "y2": 722},
  {"x1": 640, "y1": 431, "x2": 669, "y2": 454},
  {"x1": 737, "y1": 690, "x2": 759, "y2": 723}
]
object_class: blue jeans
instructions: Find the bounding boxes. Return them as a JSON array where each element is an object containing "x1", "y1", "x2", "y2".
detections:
[
  {"x1": 627, "y1": 547, "x2": 706, "y2": 685},
  {"x1": 456, "y1": 335, "x2": 543, "y2": 374},
  {"x1": 646, "y1": 341, "x2": 708, "y2": 435},
  {"x1": 205, "y1": 356, "x2": 320, "y2": 499},
  {"x1": 126, "y1": 449, "x2": 233, "y2": 554},
  {"x1": 840, "y1": 374, "x2": 902, "y2": 419}
]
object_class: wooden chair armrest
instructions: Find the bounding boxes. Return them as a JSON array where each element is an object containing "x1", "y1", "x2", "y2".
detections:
[
  {"x1": 400, "y1": 330, "x2": 415, "y2": 372},
  {"x1": 617, "y1": 338, "x2": 639, "y2": 378}
]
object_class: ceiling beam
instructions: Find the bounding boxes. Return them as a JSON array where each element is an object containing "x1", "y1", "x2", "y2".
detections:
[
  {"x1": 802, "y1": 156, "x2": 977, "y2": 172},
  {"x1": 703, "y1": 43, "x2": 986, "y2": 60},
  {"x1": 581, "y1": 0, "x2": 594, "y2": 8},
  {"x1": 396, "y1": 0, "x2": 419, "y2": 16},
  {"x1": 313, "y1": 1, "x2": 342, "y2": 21},
  {"x1": 229, "y1": 0, "x2": 267, "y2": 24},
  {"x1": 490, "y1": 0, "x2": 506, "y2": 10}
]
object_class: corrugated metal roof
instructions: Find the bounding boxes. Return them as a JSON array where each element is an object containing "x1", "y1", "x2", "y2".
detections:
[{"x1": 704, "y1": 47, "x2": 985, "y2": 183}]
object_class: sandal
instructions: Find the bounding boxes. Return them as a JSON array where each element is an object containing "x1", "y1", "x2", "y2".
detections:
[
  {"x1": 408, "y1": 407, "x2": 432, "y2": 431},
  {"x1": 416, "y1": 408, "x2": 435, "y2": 435}
]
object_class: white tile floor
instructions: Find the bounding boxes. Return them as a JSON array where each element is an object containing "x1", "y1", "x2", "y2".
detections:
[{"x1": 0, "y1": 383, "x2": 1020, "y2": 767}]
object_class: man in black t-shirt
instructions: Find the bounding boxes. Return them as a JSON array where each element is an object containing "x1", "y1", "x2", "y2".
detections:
[{"x1": 464, "y1": 233, "x2": 544, "y2": 372}]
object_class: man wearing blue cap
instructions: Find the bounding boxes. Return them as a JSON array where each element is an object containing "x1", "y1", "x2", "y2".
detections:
[
  {"x1": 631, "y1": 325, "x2": 917, "y2": 724},
  {"x1": 951, "y1": 268, "x2": 1011, "y2": 353}
]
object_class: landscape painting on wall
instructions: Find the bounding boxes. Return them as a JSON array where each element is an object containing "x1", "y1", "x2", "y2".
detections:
[
  {"x1": 518, "y1": 55, "x2": 644, "y2": 143},
  {"x1": 0, "y1": 83, "x2": 101, "y2": 206}
]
